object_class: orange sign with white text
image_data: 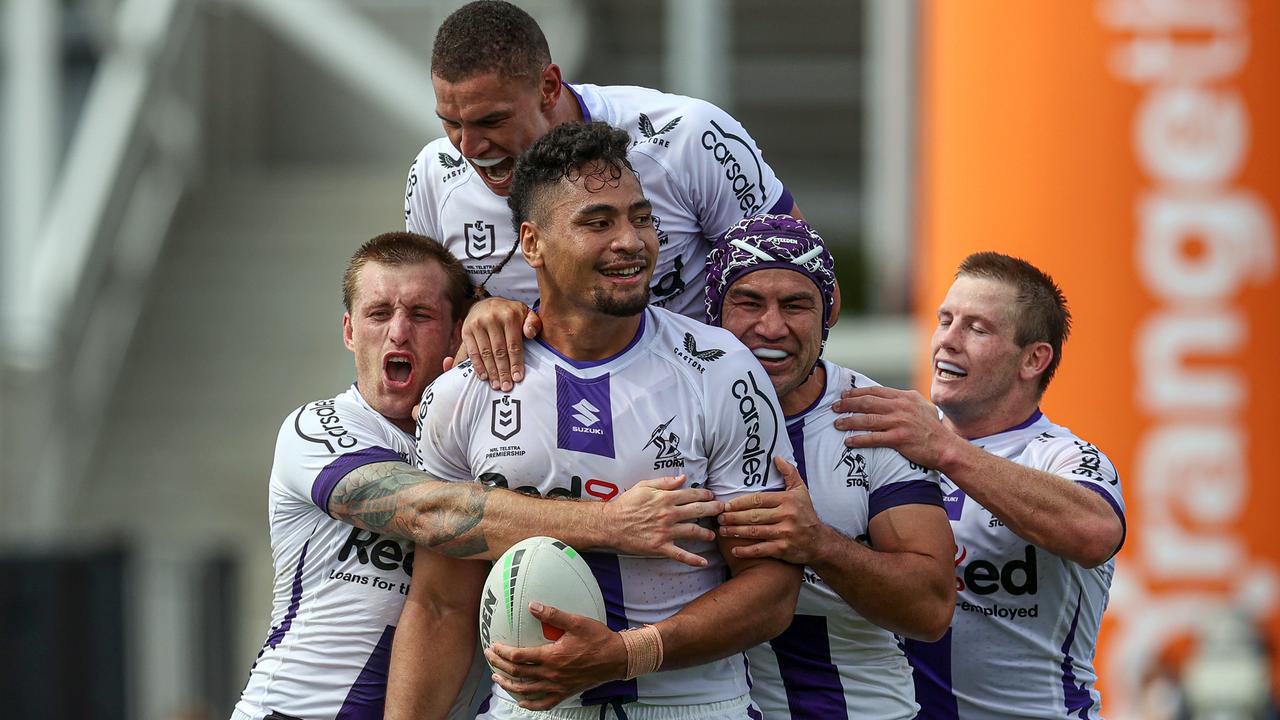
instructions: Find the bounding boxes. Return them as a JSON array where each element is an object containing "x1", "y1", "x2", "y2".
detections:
[{"x1": 916, "y1": 1, "x2": 1279, "y2": 716}]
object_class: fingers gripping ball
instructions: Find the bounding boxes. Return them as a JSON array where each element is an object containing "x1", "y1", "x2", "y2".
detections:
[{"x1": 479, "y1": 537, "x2": 607, "y2": 700}]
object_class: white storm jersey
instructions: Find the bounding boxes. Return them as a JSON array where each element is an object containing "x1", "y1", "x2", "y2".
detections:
[
  {"x1": 404, "y1": 82, "x2": 791, "y2": 317},
  {"x1": 903, "y1": 412, "x2": 1126, "y2": 720},
  {"x1": 415, "y1": 307, "x2": 793, "y2": 708},
  {"x1": 234, "y1": 386, "x2": 472, "y2": 720},
  {"x1": 746, "y1": 361, "x2": 943, "y2": 720}
]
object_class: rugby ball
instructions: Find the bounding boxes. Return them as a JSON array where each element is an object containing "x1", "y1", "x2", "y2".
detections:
[{"x1": 479, "y1": 536, "x2": 607, "y2": 677}]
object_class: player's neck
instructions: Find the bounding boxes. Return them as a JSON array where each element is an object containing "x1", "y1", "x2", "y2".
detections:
[
  {"x1": 781, "y1": 363, "x2": 826, "y2": 418},
  {"x1": 551, "y1": 83, "x2": 584, "y2": 126},
  {"x1": 942, "y1": 394, "x2": 1041, "y2": 440},
  {"x1": 538, "y1": 304, "x2": 643, "y2": 363}
]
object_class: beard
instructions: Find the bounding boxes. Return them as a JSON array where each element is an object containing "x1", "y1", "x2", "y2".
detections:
[{"x1": 591, "y1": 285, "x2": 649, "y2": 317}]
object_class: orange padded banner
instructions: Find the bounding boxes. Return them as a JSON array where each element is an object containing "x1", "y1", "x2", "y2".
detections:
[{"x1": 916, "y1": 0, "x2": 1279, "y2": 714}]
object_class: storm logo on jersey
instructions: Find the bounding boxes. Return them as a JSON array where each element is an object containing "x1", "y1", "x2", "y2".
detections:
[{"x1": 644, "y1": 416, "x2": 686, "y2": 470}]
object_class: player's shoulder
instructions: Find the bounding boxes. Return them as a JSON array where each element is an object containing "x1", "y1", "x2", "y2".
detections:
[
  {"x1": 578, "y1": 83, "x2": 726, "y2": 150},
  {"x1": 1020, "y1": 415, "x2": 1119, "y2": 482},
  {"x1": 408, "y1": 136, "x2": 473, "y2": 189},
  {"x1": 648, "y1": 307, "x2": 754, "y2": 377},
  {"x1": 278, "y1": 386, "x2": 386, "y2": 456}
]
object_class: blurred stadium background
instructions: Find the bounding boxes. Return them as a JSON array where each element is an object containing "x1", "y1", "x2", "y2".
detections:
[{"x1": 0, "y1": 1, "x2": 1274, "y2": 719}]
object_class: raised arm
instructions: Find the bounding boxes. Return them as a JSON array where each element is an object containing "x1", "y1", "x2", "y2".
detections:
[
  {"x1": 836, "y1": 386, "x2": 1123, "y2": 568},
  {"x1": 328, "y1": 463, "x2": 721, "y2": 564}
]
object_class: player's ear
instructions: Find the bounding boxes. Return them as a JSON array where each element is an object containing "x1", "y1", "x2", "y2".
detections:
[
  {"x1": 538, "y1": 63, "x2": 562, "y2": 112},
  {"x1": 521, "y1": 221, "x2": 544, "y2": 268},
  {"x1": 1021, "y1": 341, "x2": 1053, "y2": 382},
  {"x1": 342, "y1": 312, "x2": 356, "y2": 352}
]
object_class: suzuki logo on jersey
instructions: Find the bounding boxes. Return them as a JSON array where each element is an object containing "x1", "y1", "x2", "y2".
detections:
[
  {"x1": 491, "y1": 396, "x2": 521, "y2": 440},
  {"x1": 834, "y1": 448, "x2": 869, "y2": 488},
  {"x1": 556, "y1": 367, "x2": 615, "y2": 458},
  {"x1": 571, "y1": 399, "x2": 601, "y2": 427},
  {"x1": 943, "y1": 484, "x2": 966, "y2": 521},
  {"x1": 637, "y1": 112, "x2": 681, "y2": 148},
  {"x1": 464, "y1": 220, "x2": 497, "y2": 259},
  {"x1": 644, "y1": 416, "x2": 686, "y2": 470},
  {"x1": 701, "y1": 119, "x2": 767, "y2": 215},
  {"x1": 956, "y1": 544, "x2": 1039, "y2": 596}
]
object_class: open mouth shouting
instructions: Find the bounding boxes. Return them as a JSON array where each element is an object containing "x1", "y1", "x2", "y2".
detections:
[
  {"x1": 469, "y1": 155, "x2": 514, "y2": 192},
  {"x1": 383, "y1": 352, "x2": 415, "y2": 391}
]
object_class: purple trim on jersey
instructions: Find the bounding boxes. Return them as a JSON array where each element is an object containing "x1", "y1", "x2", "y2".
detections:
[
  {"x1": 312, "y1": 446, "x2": 405, "y2": 513},
  {"x1": 904, "y1": 627, "x2": 959, "y2": 720},
  {"x1": 768, "y1": 614, "x2": 846, "y2": 717},
  {"x1": 1078, "y1": 481, "x2": 1128, "y2": 555},
  {"x1": 564, "y1": 82, "x2": 591, "y2": 123},
  {"x1": 556, "y1": 368, "x2": 616, "y2": 458},
  {"x1": 477, "y1": 693, "x2": 492, "y2": 714},
  {"x1": 1000, "y1": 408, "x2": 1043, "y2": 435},
  {"x1": 1060, "y1": 590, "x2": 1095, "y2": 718},
  {"x1": 537, "y1": 312, "x2": 646, "y2": 369},
  {"x1": 786, "y1": 420, "x2": 808, "y2": 486},
  {"x1": 336, "y1": 624, "x2": 395, "y2": 719},
  {"x1": 264, "y1": 536, "x2": 312, "y2": 649},
  {"x1": 766, "y1": 187, "x2": 795, "y2": 216},
  {"x1": 869, "y1": 479, "x2": 944, "y2": 520},
  {"x1": 942, "y1": 485, "x2": 967, "y2": 522},
  {"x1": 580, "y1": 553, "x2": 638, "y2": 705},
  {"x1": 747, "y1": 706, "x2": 763, "y2": 720}
]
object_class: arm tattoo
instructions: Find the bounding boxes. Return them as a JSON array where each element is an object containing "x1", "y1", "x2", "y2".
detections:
[{"x1": 329, "y1": 462, "x2": 494, "y2": 558}]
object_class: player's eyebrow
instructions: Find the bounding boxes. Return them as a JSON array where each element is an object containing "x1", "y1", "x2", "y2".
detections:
[{"x1": 435, "y1": 109, "x2": 511, "y2": 125}]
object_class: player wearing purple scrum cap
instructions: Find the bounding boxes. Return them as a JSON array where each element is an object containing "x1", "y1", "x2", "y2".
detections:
[{"x1": 712, "y1": 214, "x2": 956, "y2": 719}]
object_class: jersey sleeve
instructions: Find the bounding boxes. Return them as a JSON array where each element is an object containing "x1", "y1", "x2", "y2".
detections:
[
  {"x1": 670, "y1": 98, "x2": 790, "y2": 238},
  {"x1": 271, "y1": 398, "x2": 411, "y2": 518},
  {"x1": 404, "y1": 144, "x2": 440, "y2": 237},
  {"x1": 865, "y1": 446, "x2": 944, "y2": 520},
  {"x1": 413, "y1": 363, "x2": 481, "y2": 484},
  {"x1": 702, "y1": 342, "x2": 795, "y2": 502},
  {"x1": 1034, "y1": 434, "x2": 1127, "y2": 552}
]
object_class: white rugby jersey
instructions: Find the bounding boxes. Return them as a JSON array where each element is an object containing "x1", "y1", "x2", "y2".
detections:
[
  {"x1": 415, "y1": 307, "x2": 793, "y2": 707},
  {"x1": 903, "y1": 411, "x2": 1126, "y2": 720},
  {"x1": 746, "y1": 361, "x2": 943, "y2": 720},
  {"x1": 234, "y1": 385, "x2": 477, "y2": 720},
  {"x1": 404, "y1": 83, "x2": 792, "y2": 317}
]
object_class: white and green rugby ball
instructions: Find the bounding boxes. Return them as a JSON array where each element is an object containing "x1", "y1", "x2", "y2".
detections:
[{"x1": 479, "y1": 536, "x2": 606, "y2": 665}]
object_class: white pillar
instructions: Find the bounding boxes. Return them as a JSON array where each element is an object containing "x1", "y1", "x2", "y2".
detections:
[
  {"x1": 864, "y1": 0, "x2": 916, "y2": 313},
  {"x1": 664, "y1": 0, "x2": 731, "y2": 110}
]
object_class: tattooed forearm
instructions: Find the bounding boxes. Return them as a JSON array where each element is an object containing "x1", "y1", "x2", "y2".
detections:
[{"x1": 329, "y1": 462, "x2": 495, "y2": 559}]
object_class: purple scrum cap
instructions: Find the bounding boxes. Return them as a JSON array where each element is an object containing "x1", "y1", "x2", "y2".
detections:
[{"x1": 704, "y1": 213, "x2": 837, "y2": 344}]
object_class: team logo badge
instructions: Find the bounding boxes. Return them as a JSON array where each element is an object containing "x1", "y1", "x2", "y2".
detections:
[
  {"x1": 464, "y1": 220, "x2": 497, "y2": 259},
  {"x1": 835, "y1": 448, "x2": 869, "y2": 488},
  {"x1": 491, "y1": 396, "x2": 521, "y2": 440},
  {"x1": 644, "y1": 416, "x2": 685, "y2": 470}
]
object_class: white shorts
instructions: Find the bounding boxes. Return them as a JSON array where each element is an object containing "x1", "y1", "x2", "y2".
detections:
[{"x1": 476, "y1": 693, "x2": 760, "y2": 720}]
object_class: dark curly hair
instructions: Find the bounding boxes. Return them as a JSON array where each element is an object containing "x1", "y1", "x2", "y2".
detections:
[
  {"x1": 507, "y1": 121, "x2": 636, "y2": 235},
  {"x1": 431, "y1": 1, "x2": 551, "y2": 82},
  {"x1": 957, "y1": 251, "x2": 1072, "y2": 394}
]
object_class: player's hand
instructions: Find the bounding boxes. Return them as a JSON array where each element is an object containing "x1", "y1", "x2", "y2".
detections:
[
  {"x1": 718, "y1": 457, "x2": 828, "y2": 565},
  {"x1": 485, "y1": 602, "x2": 627, "y2": 711},
  {"x1": 833, "y1": 386, "x2": 957, "y2": 469},
  {"x1": 601, "y1": 476, "x2": 722, "y2": 568},
  {"x1": 450, "y1": 298, "x2": 542, "y2": 391}
]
